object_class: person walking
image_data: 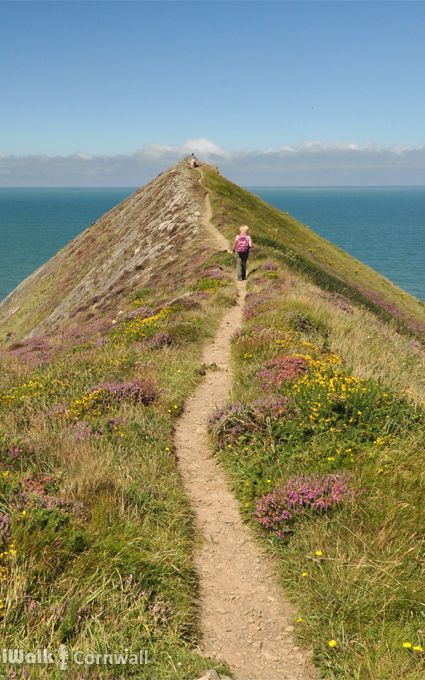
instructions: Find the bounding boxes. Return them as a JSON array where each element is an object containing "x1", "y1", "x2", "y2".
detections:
[{"x1": 233, "y1": 225, "x2": 252, "y2": 280}]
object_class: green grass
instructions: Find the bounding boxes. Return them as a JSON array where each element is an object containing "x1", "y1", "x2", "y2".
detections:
[
  {"x1": 0, "y1": 259, "x2": 236, "y2": 678},
  {"x1": 208, "y1": 259, "x2": 425, "y2": 679},
  {"x1": 202, "y1": 167, "x2": 425, "y2": 341}
]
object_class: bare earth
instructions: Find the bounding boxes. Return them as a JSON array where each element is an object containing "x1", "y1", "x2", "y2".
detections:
[{"x1": 174, "y1": 174, "x2": 317, "y2": 680}]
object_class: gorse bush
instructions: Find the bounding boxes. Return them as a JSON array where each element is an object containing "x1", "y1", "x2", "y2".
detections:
[{"x1": 64, "y1": 379, "x2": 157, "y2": 420}]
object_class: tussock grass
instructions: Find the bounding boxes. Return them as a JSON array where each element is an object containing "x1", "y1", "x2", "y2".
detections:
[
  {"x1": 208, "y1": 255, "x2": 425, "y2": 679},
  {"x1": 0, "y1": 256, "x2": 236, "y2": 678}
]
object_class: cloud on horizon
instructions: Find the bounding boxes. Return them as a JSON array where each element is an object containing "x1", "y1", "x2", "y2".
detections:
[{"x1": 1, "y1": 139, "x2": 425, "y2": 186}]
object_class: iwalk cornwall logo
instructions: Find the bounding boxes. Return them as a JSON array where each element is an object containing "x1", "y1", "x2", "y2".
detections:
[{"x1": 1, "y1": 646, "x2": 149, "y2": 670}]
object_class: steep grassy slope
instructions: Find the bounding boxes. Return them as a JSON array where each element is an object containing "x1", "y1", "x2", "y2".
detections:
[
  {"x1": 203, "y1": 173, "x2": 425, "y2": 678},
  {"x1": 202, "y1": 167, "x2": 425, "y2": 339},
  {"x1": 0, "y1": 162, "x2": 211, "y2": 345}
]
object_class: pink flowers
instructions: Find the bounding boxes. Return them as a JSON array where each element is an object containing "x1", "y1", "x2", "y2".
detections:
[
  {"x1": 255, "y1": 472, "x2": 355, "y2": 539},
  {"x1": 91, "y1": 379, "x2": 157, "y2": 405},
  {"x1": 257, "y1": 355, "x2": 309, "y2": 388}
]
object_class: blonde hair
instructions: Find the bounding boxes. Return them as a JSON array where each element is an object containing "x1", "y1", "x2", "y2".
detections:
[{"x1": 239, "y1": 225, "x2": 249, "y2": 233}]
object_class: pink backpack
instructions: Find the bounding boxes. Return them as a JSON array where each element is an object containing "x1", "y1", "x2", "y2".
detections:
[{"x1": 235, "y1": 234, "x2": 250, "y2": 253}]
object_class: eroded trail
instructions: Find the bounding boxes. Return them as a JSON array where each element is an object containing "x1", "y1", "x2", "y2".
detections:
[{"x1": 175, "y1": 175, "x2": 317, "y2": 680}]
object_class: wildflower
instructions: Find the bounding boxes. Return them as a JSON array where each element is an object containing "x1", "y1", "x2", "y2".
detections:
[
  {"x1": 402, "y1": 642, "x2": 412, "y2": 649},
  {"x1": 413, "y1": 645, "x2": 423, "y2": 652},
  {"x1": 328, "y1": 640, "x2": 337, "y2": 648},
  {"x1": 314, "y1": 550, "x2": 323, "y2": 557},
  {"x1": 295, "y1": 617, "x2": 304, "y2": 623},
  {"x1": 165, "y1": 447, "x2": 170, "y2": 452},
  {"x1": 255, "y1": 472, "x2": 355, "y2": 539},
  {"x1": 267, "y1": 479, "x2": 272, "y2": 484},
  {"x1": 301, "y1": 572, "x2": 308, "y2": 578}
]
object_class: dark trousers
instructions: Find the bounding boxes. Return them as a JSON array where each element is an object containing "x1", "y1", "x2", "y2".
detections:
[{"x1": 236, "y1": 251, "x2": 249, "y2": 280}]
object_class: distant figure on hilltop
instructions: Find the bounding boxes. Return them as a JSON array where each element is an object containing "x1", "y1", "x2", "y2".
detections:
[
  {"x1": 190, "y1": 153, "x2": 199, "y2": 168},
  {"x1": 233, "y1": 225, "x2": 252, "y2": 281}
]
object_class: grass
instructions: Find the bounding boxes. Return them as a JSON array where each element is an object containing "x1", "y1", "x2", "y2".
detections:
[
  {"x1": 201, "y1": 166, "x2": 425, "y2": 340},
  {"x1": 208, "y1": 258, "x2": 425, "y2": 679},
  {"x1": 0, "y1": 251, "x2": 236, "y2": 678},
  {"x1": 2, "y1": 161, "x2": 425, "y2": 678}
]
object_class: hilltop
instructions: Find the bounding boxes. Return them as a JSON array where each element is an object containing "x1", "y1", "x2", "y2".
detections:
[
  {"x1": 0, "y1": 161, "x2": 424, "y2": 679},
  {"x1": 0, "y1": 163, "x2": 214, "y2": 344}
]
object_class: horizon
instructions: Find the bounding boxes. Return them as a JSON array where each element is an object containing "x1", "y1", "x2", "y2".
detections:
[
  {"x1": 2, "y1": 184, "x2": 425, "y2": 189},
  {"x1": 1, "y1": 1, "x2": 425, "y2": 185}
]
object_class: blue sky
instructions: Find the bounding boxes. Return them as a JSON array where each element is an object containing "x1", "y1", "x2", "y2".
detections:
[{"x1": 1, "y1": 1, "x2": 425, "y2": 184}]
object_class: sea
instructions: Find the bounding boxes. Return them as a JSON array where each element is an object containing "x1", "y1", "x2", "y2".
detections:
[{"x1": 0, "y1": 186, "x2": 424, "y2": 303}]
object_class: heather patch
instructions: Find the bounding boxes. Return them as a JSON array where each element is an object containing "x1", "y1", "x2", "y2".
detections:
[
  {"x1": 0, "y1": 435, "x2": 36, "y2": 472},
  {"x1": 243, "y1": 290, "x2": 272, "y2": 319},
  {"x1": 69, "y1": 416, "x2": 127, "y2": 441},
  {"x1": 288, "y1": 312, "x2": 328, "y2": 338},
  {"x1": 255, "y1": 472, "x2": 355, "y2": 540},
  {"x1": 0, "y1": 336, "x2": 54, "y2": 367},
  {"x1": 262, "y1": 261, "x2": 279, "y2": 271},
  {"x1": 141, "y1": 331, "x2": 173, "y2": 349},
  {"x1": 209, "y1": 397, "x2": 294, "y2": 448},
  {"x1": 65, "y1": 379, "x2": 157, "y2": 420},
  {"x1": 257, "y1": 354, "x2": 309, "y2": 387},
  {"x1": 123, "y1": 305, "x2": 155, "y2": 321}
]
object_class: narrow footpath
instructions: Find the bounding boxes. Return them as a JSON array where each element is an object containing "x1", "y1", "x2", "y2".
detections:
[{"x1": 174, "y1": 174, "x2": 317, "y2": 680}]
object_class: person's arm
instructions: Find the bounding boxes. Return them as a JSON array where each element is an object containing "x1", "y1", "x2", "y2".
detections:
[
  {"x1": 233, "y1": 235, "x2": 239, "y2": 252},
  {"x1": 248, "y1": 235, "x2": 253, "y2": 248}
]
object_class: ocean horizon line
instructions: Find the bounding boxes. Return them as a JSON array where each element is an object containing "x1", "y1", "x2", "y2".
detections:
[{"x1": 1, "y1": 184, "x2": 425, "y2": 190}]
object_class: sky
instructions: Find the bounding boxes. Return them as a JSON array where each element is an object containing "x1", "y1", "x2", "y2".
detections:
[{"x1": 1, "y1": 0, "x2": 425, "y2": 185}]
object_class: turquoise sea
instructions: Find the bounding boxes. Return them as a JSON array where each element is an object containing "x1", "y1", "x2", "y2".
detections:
[
  {"x1": 0, "y1": 186, "x2": 424, "y2": 303},
  {"x1": 250, "y1": 186, "x2": 425, "y2": 302}
]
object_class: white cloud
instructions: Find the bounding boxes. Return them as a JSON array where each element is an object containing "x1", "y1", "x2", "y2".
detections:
[{"x1": 1, "y1": 138, "x2": 425, "y2": 186}]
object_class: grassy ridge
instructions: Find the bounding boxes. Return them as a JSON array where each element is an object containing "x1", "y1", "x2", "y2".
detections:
[
  {"x1": 0, "y1": 255, "x2": 235, "y2": 678},
  {"x1": 202, "y1": 167, "x2": 425, "y2": 339}
]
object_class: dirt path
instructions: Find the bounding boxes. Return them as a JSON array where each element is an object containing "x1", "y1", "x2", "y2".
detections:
[{"x1": 175, "y1": 176, "x2": 317, "y2": 680}]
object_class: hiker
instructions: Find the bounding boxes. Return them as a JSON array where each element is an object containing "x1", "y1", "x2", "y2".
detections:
[
  {"x1": 190, "y1": 153, "x2": 199, "y2": 168},
  {"x1": 233, "y1": 225, "x2": 252, "y2": 280}
]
